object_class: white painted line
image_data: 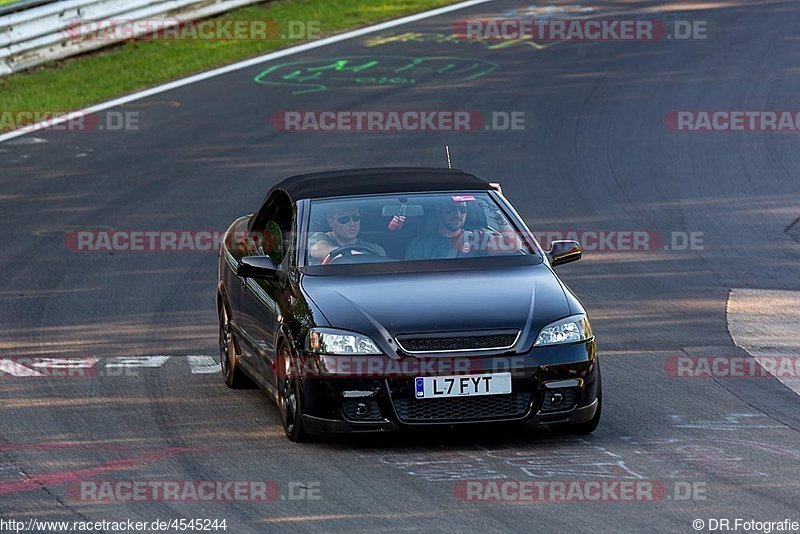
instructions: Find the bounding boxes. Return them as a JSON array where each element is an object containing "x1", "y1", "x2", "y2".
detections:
[
  {"x1": 104, "y1": 355, "x2": 171, "y2": 368},
  {"x1": 0, "y1": 359, "x2": 43, "y2": 377},
  {"x1": 727, "y1": 288, "x2": 800, "y2": 396},
  {"x1": 668, "y1": 413, "x2": 784, "y2": 430},
  {"x1": 0, "y1": 355, "x2": 224, "y2": 376},
  {"x1": 29, "y1": 357, "x2": 99, "y2": 369},
  {"x1": 0, "y1": 0, "x2": 495, "y2": 144},
  {"x1": 187, "y1": 355, "x2": 221, "y2": 374}
]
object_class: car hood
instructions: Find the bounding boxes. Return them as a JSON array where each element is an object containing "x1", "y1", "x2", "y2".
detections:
[{"x1": 300, "y1": 264, "x2": 572, "y2": 355}]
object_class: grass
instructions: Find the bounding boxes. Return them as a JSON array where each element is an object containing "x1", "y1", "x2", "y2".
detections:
[
  {"x1": 0, "y1": 0, "x2": 459, "y2": 113},
  {"x1": 0, "y1": 0, "x2": 22, "y2": 6}
]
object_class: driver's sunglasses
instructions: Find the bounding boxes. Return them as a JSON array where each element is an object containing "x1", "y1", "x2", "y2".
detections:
[
  {"x1": 445, "y1": 205, "x2": 468, "y2": 215},
  {"x1": 336, "y1": 214, "x2": 361, "y2": 224}
]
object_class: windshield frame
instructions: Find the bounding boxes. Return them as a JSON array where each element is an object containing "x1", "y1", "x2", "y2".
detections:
[{"x1": 298, "y1": 190, "x2": 544, "y2": 274}]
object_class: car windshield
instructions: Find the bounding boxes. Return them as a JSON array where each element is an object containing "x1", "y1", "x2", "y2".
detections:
[{"x1": 305, "y1": 192, "x2": 538, "y2": 266}]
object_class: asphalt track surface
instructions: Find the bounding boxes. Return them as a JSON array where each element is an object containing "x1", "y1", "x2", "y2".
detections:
[{"x1": 1, "y1": 0, "x2": 800, "y2": 532}]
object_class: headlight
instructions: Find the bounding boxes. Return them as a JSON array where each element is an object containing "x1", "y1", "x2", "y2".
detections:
[
  {"x1": 306, "y1": 328, "x2": 382, "y2": 355},
  {"x1": 534, "y1": 314, "x2": 593, "y2": 346}
]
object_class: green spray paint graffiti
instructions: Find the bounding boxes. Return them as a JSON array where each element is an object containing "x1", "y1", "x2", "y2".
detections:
[{"x1": 253, "y1": 55, "x2": 498, "y2": 95}]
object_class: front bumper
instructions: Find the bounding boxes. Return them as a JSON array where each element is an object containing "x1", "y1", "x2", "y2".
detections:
[{"x1": 297, "y1": 339, "x2": 599, "y2": 435}]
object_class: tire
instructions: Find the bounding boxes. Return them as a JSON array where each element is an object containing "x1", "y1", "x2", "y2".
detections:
[
  {"x1": 218, "y1": 299, "x2": 253, "y2": 389},
  {"x1": 551, "y1": 367, "x2": 602, "y2": 435},
  {"x1": 277, "y1": 342, "x2": 309, "y2": 442}
]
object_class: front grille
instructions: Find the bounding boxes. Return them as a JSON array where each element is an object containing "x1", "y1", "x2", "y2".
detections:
[
  {"x1": 392, "y1": 393, "x2": 531, "y2": 423},
  {"x1": 396, "y1": 330, "x2": 519, "y2": 353}
]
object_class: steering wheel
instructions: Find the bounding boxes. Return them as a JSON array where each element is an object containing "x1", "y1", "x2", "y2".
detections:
[{"x1": 322, "y1": 245, "x2": 381, "y2": 265}]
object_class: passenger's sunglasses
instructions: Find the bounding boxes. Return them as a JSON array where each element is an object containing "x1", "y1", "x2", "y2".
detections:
[
  {"x1": 336, "y1": 214, "x2": 361, "y2": 224},
  {"x1": 445, "y1": 205, "x2": 468, "y2": 215}
]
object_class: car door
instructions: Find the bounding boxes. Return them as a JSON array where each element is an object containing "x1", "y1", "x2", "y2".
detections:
[
  {"x1": 238, "y1": 192, "x2": 292, "y2": 384},
  {"x1": 221, "y1": 216, "x2": 254, "y2": 368}
]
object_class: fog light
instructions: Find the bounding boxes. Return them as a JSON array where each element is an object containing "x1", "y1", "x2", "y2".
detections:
[
  {"x1": 540, "y1": 387, "x2": 578, "y2": 413},
  {"x1": 342, "y1": 399, "x2": 382, "y2": 420}
]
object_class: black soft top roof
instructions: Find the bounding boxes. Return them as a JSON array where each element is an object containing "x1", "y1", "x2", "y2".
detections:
[{"x1": 269, "y1": 167, "x2": 490, "y2": 200}]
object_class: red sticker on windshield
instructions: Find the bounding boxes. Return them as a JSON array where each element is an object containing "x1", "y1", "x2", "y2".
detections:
[{"x1": 451, "y1": 195, "x2": 475, "y2": 202}]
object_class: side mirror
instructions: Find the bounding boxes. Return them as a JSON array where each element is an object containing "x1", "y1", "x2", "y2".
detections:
[
  {"x1": 237, "y1": 256, "x2": 279, "y2": 279},
  {"x1": 547, "y1": 240, "x2": 582, "y2": 266}
]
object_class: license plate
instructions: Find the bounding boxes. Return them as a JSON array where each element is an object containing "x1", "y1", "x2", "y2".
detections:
[{"x1": 414, "y1": 372, "x2": 512, "y2": 399}]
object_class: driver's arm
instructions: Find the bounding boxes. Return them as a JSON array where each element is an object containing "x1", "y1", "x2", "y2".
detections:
[{"x1": 308, "y1": 233, "x2": 337, "y2": 261}]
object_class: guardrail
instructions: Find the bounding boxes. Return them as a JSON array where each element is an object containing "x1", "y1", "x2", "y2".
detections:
[
  {"x1": 0, "y1": 0, "x2": 265, "y2": 76},
  {"x1": 0, "y1": 0, "x2": 57, "y2": 18}
]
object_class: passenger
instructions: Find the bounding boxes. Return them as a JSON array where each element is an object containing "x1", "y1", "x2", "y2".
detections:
[
  {"x1": 405, "y1": 199, "x2": 470, "y2": 260},
  {"x1": 405, "y1": 199, "x2": 525, "y2": 259}
]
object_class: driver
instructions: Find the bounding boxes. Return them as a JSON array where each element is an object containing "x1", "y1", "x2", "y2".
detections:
[{"x1": 308, "y1": 204, "x2": 386, "y2": 265}]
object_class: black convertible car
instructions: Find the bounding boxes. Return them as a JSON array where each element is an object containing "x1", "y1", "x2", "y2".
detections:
[{"x1": 217, "y1": 167, "x2": 600, "y2": 441}]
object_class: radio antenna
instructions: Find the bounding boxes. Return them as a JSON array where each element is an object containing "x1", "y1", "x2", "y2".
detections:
[{"x1": 445, "y1": 145, "x2": 452, "y2": 169}]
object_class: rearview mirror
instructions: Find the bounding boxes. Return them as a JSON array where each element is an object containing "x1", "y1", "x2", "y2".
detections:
[
  {"x1": 547, "y1": 240, "x2": 582, "y2": 266},
  {"x1": 381, "y1": 204, "x2": 424, "y2": 217},
  {"x1": 237, "y1": 256, "x2": 279, "y2": 279}
]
